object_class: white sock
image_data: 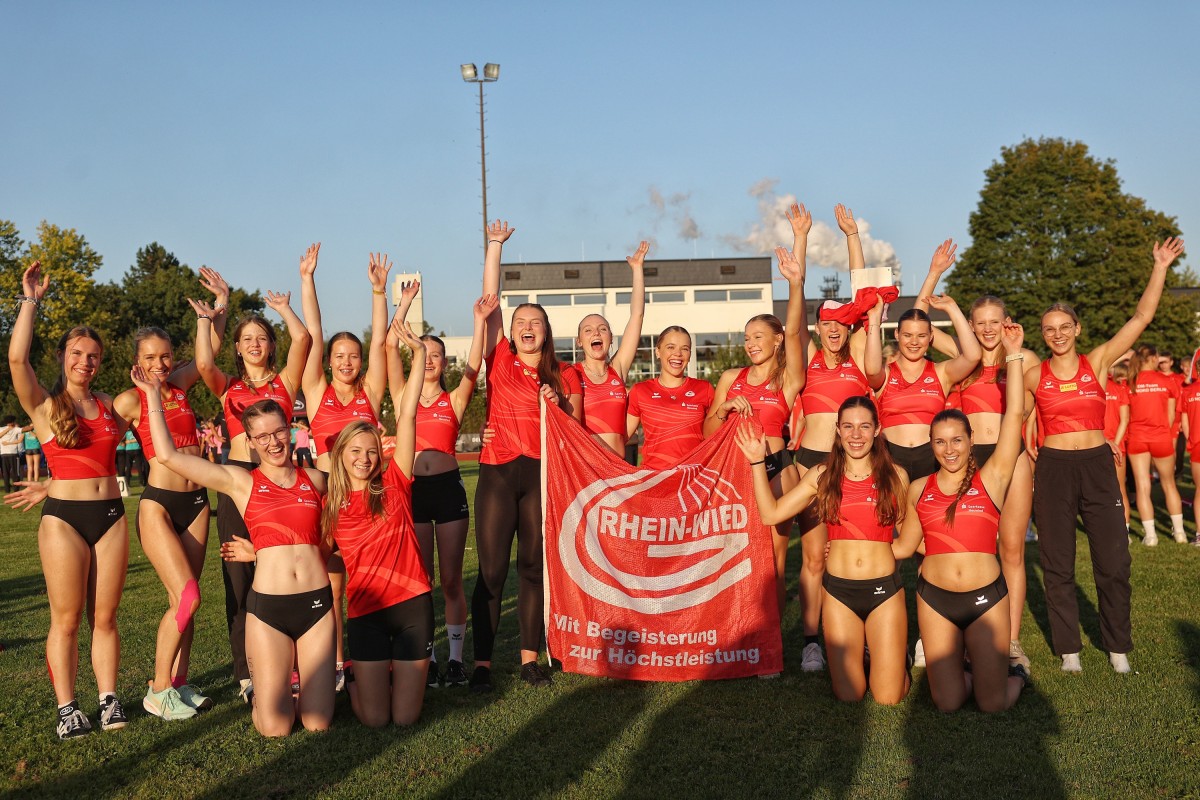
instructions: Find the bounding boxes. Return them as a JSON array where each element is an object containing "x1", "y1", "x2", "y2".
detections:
[
  {"x1": 1142, "y1": 519, "x2": 1156, "y2": 538},
  {"x1": 448, "y1": 624, "x2": 466, "y2": 662},
  {"x1": 429, "y1": 650, "x2": 438, "y2": 664},
  {"x1": 1171, "y1": 514, "x2": 1184, "y2": 535}
]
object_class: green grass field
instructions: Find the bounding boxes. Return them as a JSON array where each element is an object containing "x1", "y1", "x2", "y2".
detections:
[{"x1": 1, "y1": 463, "x2": 1199, "y2": 799}]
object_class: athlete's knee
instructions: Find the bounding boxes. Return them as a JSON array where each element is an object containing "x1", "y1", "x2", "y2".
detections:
[
  {"x1": 175, "y1": 579, "x2": 201, "y2": 633},
  {"x1": 440, "y1": 569, "x2": 464, "y2": 597}
]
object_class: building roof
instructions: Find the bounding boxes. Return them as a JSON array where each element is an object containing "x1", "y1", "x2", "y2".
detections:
[{"x1": 500, "y1": 256, "x2": 771, "y2": 291}]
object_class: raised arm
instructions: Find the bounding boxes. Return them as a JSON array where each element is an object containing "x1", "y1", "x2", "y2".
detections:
[
  {"x1": 610, "y1": 240, "x2": 648, "y2": 380},
  {"x1": 979, "y1": 322, "x2": 1028, "y2": 502},
  {"x1": 788, "y1": 203, "x2": 815, "y2": 356},
  {"x1": 837, "y1": 204, "x2": 864, "y2": 272},
  {"x1": 735, "y1": 419, "x2": 819, "y2": 524},
  {"x1": 297, "y1": 243, "x2": 328, "y2": 404},
  {"x1": 174, "y1": 268, "x2": 231, "y2": 390},
  {"x1": 390, "y1": 322, "x2": 427, "y2": 480},
  {"x1": 776, "y1": 243, "x2": 808, "y2": 401},
  {"x1": 385, "y1": 281, "x2": 421, "y2": 404},
  {"x1": 481, "y1": 220, "x2": 514, "y2": 356},
  {"x1": 188, "y1": 293, "x2": 230, "y2": 397},
  {"x1": 7, "y1": 262, "x2": 51, "y2": 415},
  {"x1": 914, "y1": 240, "x2": 963, "y2": 357},
  {"x1": 926, "y1": 294, "x2": 982, "y2": 387},
  {"x1": 364, "y1": 252, "x2": 393, "y2": 410},
  {"x1": 1090, "y1": 238, "x2": 1185, "y2": 372},
  {"x1": 264, "y1": 289, "x2": 313, "y2": 397},
  {"x1": 862, "y1": 297, "x2": 887, "y2": 390},
  {"x1": 450, "y1": 294, "x2": 497, "y2": 418}
]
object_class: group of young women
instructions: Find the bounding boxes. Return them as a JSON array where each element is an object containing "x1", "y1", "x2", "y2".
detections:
[{"x1": 6, "y1": 208, "x2": 1187, "y2": 737}]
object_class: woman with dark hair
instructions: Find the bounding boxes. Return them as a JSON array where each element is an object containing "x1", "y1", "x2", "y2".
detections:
[
  {"x1": 299, "y1": 245, "x2": 390, "y2": 690},
  {"x1": 470, "y1": 220, "x2": 582, "y2": 692},
  {"x1": 739, "y1": 396, "x2": 910, "y2": 703},
  {"x1": 894, "y1": 320, "x2": 1030, "y2": 712},
  {"x1": 626, "y1": 326, "x2": 716, "y2": 469},
  {"x1": 707, "y1": 220, "x2": 808, "y2": 616},
  {"x1": 326, "y1": 321, "x2": 434, "y2": 726},
  {"x1": 390, "y1": 283, "x2": 493, "y2": 688},
  {"x1": 196, "y1": 265, "x2": 312, "y2": 701},
  {"x1": 1125, "y1": 343, "x2": 1185, "y2": 545},
  {"x1": 112, "y1": 268, "x2": 230, "y2": 719},
  {"x1": 8, "y1": 261, "x2": 131, "y2": 739},
  {"x1": 1104, "y1": 361, "x2": 1132, "y2": 532},
  {"x1": 1026, "y1": 237, "x2": 1184, "y2": 673}
]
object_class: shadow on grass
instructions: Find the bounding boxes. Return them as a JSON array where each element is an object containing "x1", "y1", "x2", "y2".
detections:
[{"x1": 1176, "y1": 620, "x2": 1200, "y2": 705}]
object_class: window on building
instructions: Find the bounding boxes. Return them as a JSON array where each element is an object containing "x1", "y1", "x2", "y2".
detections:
[
  {"x1": 649, "y1": 291, "x2": 684, "y2": 303},
  {"x1": 720, "y1": 265, "x2": 737, "y2": 275},
  {"x1": 505, "y1": 271, "x2": 521, "y2": 281},
  {"x1": 553, "y1": 337, "x2": 577, "y2": 362},
  {"x1": 574, "y1": 294, "x2": 605, "y2": 305},
  {"x1": 506, "y1": 294, "x2": 528, "y2": 307},
  {"x1": 695, "y1": 290, "x2": 727, "y2": 302},
  {"x1": 564, "y1": 269, "x2": 580, "y2": 279},
  {"x1": 644, "y1": 267, "x2": 658, "y2": 277},
  {"x1": 729, "y1": 289, "x2": 762, "y2": 301},
  {"x1": 538, "y1": 294, "x2": 571, "y2": 306}
]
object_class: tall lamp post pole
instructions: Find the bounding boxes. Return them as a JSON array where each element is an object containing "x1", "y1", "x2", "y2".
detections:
[{"x1": 461, "y1": 63, "x2": 500, "y2": 251}]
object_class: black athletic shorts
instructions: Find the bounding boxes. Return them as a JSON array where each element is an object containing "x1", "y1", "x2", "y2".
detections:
[
  {"x1": 347, "y1": 592, "x2": 434, "y2": 662},
  {"x1": 917, "y1": 573, "x2": 1008, "y2": 630},
  {"x1": 823, "y1": 571, "x2": 904, "y2": 622},
  {"x1": 140, "y1": 485, "x2": 209, "y2": 534},
  {"x1": 886, "y1": 440, "x2": 937, "y2": 480},
  {"x1": 247, "y1": 585, "x2": 333, "y2": 641},
  {"x1": 43, "y1": 497, "x2": 125, "y2": 547},
  {"x1": 412, "y1": 469, "x2": 469, "y2": 525}
]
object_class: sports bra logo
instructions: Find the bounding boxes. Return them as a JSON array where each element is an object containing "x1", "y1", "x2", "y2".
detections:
[
  {"x1": 299, "y1": 483, "x2": 311, "y2": 491},
  {"x1": 610, "y1": 379, "x2": 621, "y2": 386},
  {"x1": 438, "y1": 401, "x2": 449, "y2": 407},
  {"x1": 966, "y1": 487, "x2": 980, "y2": 496},
  {"x1": 685, "y1": 391, "x2": 695, "y2": 398},
  {"x1": 923, "y1": 377, "x2": 935, "y2": 384}
]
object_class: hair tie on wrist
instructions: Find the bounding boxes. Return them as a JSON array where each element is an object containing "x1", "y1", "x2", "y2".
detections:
[{"x1": 749, "y1": 459, "x2": 765, "y2": 466}]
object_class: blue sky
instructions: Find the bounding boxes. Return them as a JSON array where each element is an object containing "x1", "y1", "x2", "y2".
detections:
[{"x1": 3, "y1": 1, "x2": 1198, "y2": 337}]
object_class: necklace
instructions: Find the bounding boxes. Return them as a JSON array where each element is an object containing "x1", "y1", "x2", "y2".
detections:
[
  {"x1": 845, "y1": 468, "x2": 871, "y2": 480},
  {"x1": 243, "y1": 372, "x2": 276, "y2": 386},
  {"x1": 420, "y1": 391, "x2": 441, "y2": 403}
]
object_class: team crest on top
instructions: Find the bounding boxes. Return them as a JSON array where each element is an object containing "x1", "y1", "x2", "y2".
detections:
[
  {"x1": 923, "y1": 377, "x2": 935, "y2": 384},
  {"x1": 966, "y1": 487, "x2": 980, "y2": 496},
  {"x1": 685, "y1": 391, "x2": 695, "y2": 397},
  {"x1": 610, "y1": 379, "x2": 621, "y2": 386}
]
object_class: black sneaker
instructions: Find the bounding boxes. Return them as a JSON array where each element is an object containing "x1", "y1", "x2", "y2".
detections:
[
  {"x1": 1009, "y1": 663, "x2": 1031, "y2": 689},
  {"x1": 443, "y1": 660, "x2": 469, "y2": 687},
  {"x1": 520, "y1": 661, "x2": 552, "y2": 688},
  {"x1": 468, "y1": 666, "x2": 492, "y2": 694},
  {"x1": 56, "y1": 706, "x2": 92, "y2": 740},
  {"x1": 98, "y1": 696, "x2": 129, "y2": 731},
  {"x1": 426, "y1": 662, "x2": 441, "y2": 688}
]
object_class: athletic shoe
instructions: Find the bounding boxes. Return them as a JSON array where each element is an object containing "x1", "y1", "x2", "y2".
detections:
[
  {"x1": 800, "y1": 642, "x2": 826, "y2": 672},
  {"x1": 468, "y1": 666, "x2": 493, "y2": 694},
  {"x1": 290, "y1": 670, "x2": 301, "y2": 697},
  {"x1": 426, "y1": 662, "x2": 441, "y2": 689},
  {"x1": 912, "y1": 638, "x2": 926, "y2": 669},
  {"x1": 1109, "y1": 652, "x2": 1132, "y2": 674},
  {"x1": 1143, "y1": 530, "x2": 1159, "y2": 547},
  {"x1": 143, "y1": 685, "x2": 197, "y2": 720},
  {"x1": 334, "y1": 662, "x2": 345, "y2": 693},
  {"x1": 443, "y1": 660, "x2": 469, "y2": 687},
  {"x1": 1009, "y1": 663, "x2": 1031, "y2": 689},
  {"x1": 1192, "y1": 534, "x2": 1200, "y2": 548},
  {"x1": 98, "y1": 696, "x2": 129, "y2": 731},
  {"x1": 1060, "y1": 652, "x2": 1083, "y2": 673},
  {"x1": 1008, "y1": 640, "x2": 1031, "y2": 674},
  {"x1": 1173, "y1": 530, "x2": 1188, "y2": 544},
  {"x1": 238, "y1": 679, "x2": 254, "y2": 705},
  {"x1": 175, "y1": 684, "x2": 212, "y2": 712},
  {"x1": 520, "y1": 661, "x2": 552, "y2": 688},
  {"x1": 56, "y1": 707, "x2": 92, "y2": 740}
]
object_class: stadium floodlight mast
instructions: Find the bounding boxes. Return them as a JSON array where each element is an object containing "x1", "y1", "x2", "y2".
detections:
[{"x1": 461, "y1": 63, "x2": 501, "y2": 251}]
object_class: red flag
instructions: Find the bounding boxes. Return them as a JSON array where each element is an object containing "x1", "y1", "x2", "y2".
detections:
[{"x1": 542, "y1": 401, "x2": 782, "y2": 680}]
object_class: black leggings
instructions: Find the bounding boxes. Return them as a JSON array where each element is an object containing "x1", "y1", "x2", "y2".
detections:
[
  {"x1": 472, "y1": 456, "x2": 543, "y2": 661},
  {"x1": 218, "y1": 459, "x2": 255, "y2": 681}
]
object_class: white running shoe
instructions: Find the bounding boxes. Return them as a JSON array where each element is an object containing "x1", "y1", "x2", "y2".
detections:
[
  {"x1": 800, "y1": 642, "x2": 826, "y2": 672},
  {"x1": 1143, "y1": 530, "x2": 1159, "y2": 547},
  {"x1": 1172, "y1": 530, "x2": 1188, "y2": 544},
  {"x1": 1109, "y1": 652, "x2": 1131, "y2": 673},
  {"x1": 1009, "y1": 640, "x2": 1031, "y2": 674},
  {"x1": 912, "y1": 638, "x2": 926, "y2": 669},
  {"x1": 1192, "y1": 534, "x2": 1200, "y2": 548},
  {"x1": 1061, "y1": 652, "x2": 1083, "y2": 673}
]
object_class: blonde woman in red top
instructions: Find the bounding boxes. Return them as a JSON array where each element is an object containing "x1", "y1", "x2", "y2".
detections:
[{"x1": 1025, "y1": 237, "x2": 1184, "y2": 674}]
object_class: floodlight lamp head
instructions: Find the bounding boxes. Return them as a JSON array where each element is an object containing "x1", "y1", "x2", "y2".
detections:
[
  {"x1": 484, "y1": 63, "x2": 500, "y2": 80},
  {"x1": 460, "y1": 63, "x2": 478, "y2": 81}
]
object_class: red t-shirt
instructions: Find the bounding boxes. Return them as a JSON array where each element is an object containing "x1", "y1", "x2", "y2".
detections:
[
  {"x1": 242, "y1": 469, "x2": 322, "y2": 550},
  {"x1": 916, "y1": 472, "x2": 1000, "y2": 556},
  {"x1": 1128, "y1": 370, "x2": 1180, "y2": 442},
  {"x1": 310, "y1": 384, "x2": 377, "y2": 456},
  {"x1": 331, "y1": 458, "x2": 432, "y2": 618},
  {"x1": 135, "y1": 384, "x2": 198, "y2": 461},
  {"x1": 1034, "y1": 356, "x2": 1106, "y2": 437},
  {"x1": 481, "y1": 337, "x2": 581, "y2": 465},
  {"x1": 1103, "y1": 380, "x2": 1130, "y2": 443},
  {"x1": 224, "y1": 376, "x2": 293, "y2": 439},
  {"x1": 627, "y1": 377, "x2": 715, "y2": 470},
  {"x1": 1180, "y1": 382, "x2": 1200, "y2": 454},
  {"x1": 725, "y1": 368, "x2": 790, "y2": 439},
  {"x1": 415, "y1": 390, "x2": 460, "y2": 455},
  {"x1": 570, "y1": 363, "x2": 628, "y2": 437},
  {"x1": 825, "y1": 475, "x2": 894, "y2": 543}
]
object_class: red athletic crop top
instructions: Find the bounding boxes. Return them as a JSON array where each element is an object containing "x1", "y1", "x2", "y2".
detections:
[
  {"x1": 241, "y1": 469, "x2": 322, "y2": 550},
  {"x1": 1103, "y1": 380, "x2": 1130, "y2": 442},
  {"x1": 1128, "y1": 371, "x2": 1180, "y2": 441},
  {"x1": 959, "y1": 365, "x2": 1006, "y2": 416},
  {"x1": 878, "y1": 360, "x2": 945, "y2": 429},
  {"x1": 481, "y1": 337, "x2": 582, "y2": 465},
  {"x1": 223, "y1": 376, "x2": 293, "y2": 439},
  {"x1": 725, "y1": 368, "x2": 790, "y2": 439},
  {"x1": 136, "y1": 384, "x2": 198, "y2": 461},
  {"x1": 415, "y1": 390, "x2": 460, "y2": 455},
  {"x1": 331, "y1": 458, "x2": 432, "y2": 618},
  {"x1": 916, "y1": 472, "x2": 1000, "y2": 556},
  {"x1": 800, "y1": 351, "x2": 870, "y2": 416},
  {"x1": 310, "y1": 384, "x2": 378, "y2": 456},
  {"x1": 1034, "y1": 356, "x2": 1106, "y2": 437},
  {"x1": 41, "y1": 408, "x2": 121, "y2": 480},
  {"x1": 571, "y1": 363, "x2": 628, "y2": 437},
  {"x1": 627, "y1": 377, "x2": 715, "y2": 470},
  {"x1": 825, "y1": 475, "x2": 894, "y2": 543}
]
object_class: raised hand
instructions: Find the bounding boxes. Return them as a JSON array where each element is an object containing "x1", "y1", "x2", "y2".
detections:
[
  {"x1": 1000, "y1": 321, "x2": 1024, "y2": 355},
  {"x1": 264, "y1": 289, "x2": 292, "y2": 314},
  {"x1": 186, "y1": 297, "x2": 220, "y2": 319},
  {"x1": 399, "y1": 279, "x2": 420, "y2": 305},
  {"x1": 928, "y1": 239, "x2": 957, "y2": 277},
  {"x1": 368, "y1": 252, "x2": 393, "y2": 291},
  {"x1": 21, "y1": 261, "x2": 49, "y2": 300},
  {"x1": 627, "y1": 240, "x2": 649, "y2": 272},
  {"x1": 487, "y1": 220, "x2": 516, "y2": 244},
  {"x1": 867, "y1": 295, "x2": 887, "y2": 324},
  {"x1": 393, "y1": 320, "x2": 426, "y2": 356},
  {"x1": 775, "y1": 246, "x2": 804, "y2": 285},
  {"x1": 474, "y1": 294, "x2": 500, "y2": 321},
  {"x1": 923, "y1": 293, "x2": 960, "y2": 314},
  {"x1": 834, "y1": 204, "x2": 859, "y2": 236},
  {"x1": 298, "y1": 243, "x2": 321, "y2": 278},
  {"x1": 198, "y1": 267, "x2": 230, "y2": 305},
  {"x1": 220, "y1": 534, "x2": 256, "y2": 563},
  {"x1": 130, "y1": 364, "x2": 163, "y2": 394},
  {"x1": 786, "y1": 202, "x2": 812, "y2": 238},
  {"x1": 1153, "y1": 237, "x2": 1185, "y2": 270},
  {"x1": 735, "y1": 418, "x2": 767, "y2": 462}
]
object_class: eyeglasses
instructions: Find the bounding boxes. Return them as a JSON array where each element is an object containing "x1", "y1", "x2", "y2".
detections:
[{"x1": 250, "y1": 427, "x2": 291, "y2": 446}]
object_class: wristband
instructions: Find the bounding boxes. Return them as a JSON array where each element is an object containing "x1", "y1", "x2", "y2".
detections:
[
  {"x1": 488, "y1": 239, "x2": 503, "y2": 244},
  {"x1": 372, "y1": 289, "x2": 386, "y2": 295},
  {"x1": 213, "y1": 302, "x2": 227, "y2": 310},
  {"x1": 149, "y1": 409, "x2": 166, "y2": 415},
  {"x1": 197, "y1": 315, "x2": 212, "y2": 322},
  {"x1": 749, "y1": 459, "x2": 765, "y2": 466},
  {"x1": 847, "y1": 232, "x2": 859, "y2": 237},
  {"x1": 15, "y1": 295, "x2": 39, "y2": 306},
  {"x1": 1005, "y1": 354, "x2": 1024, "y2": 363}
]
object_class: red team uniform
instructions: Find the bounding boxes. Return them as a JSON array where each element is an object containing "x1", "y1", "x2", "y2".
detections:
[
  {"x1": 627, "y1": 377, "x2": 714, "y2": 470},
  {"x1": 570, "y1": 363, "x2": 628, "y2": 438},
  {"x1": 310, "y1": 385, "x2": 377, "y2": 457},
  {"x1": 1127, "y1": 371, "x2": 1179, "y2": 458}
]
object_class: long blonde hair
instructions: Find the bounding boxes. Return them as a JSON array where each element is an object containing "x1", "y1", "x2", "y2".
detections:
[
  {"x1": 320, "y1": 421, "x2": 386, "y2": 551},
  {"x1": 49, "y1": 327, "x2": 104, "y2": 449}
]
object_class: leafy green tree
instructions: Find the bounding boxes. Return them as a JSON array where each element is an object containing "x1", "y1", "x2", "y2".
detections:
[{"x1": 945, "y1": 138, "x2": 1194, "y2": 357}]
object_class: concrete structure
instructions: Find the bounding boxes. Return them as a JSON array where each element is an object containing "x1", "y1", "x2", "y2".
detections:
[{"x1": 390, "y1": 272, "x2": 425, "y2": 333}]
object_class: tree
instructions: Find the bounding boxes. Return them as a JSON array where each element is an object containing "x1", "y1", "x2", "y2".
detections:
[{"x1": 945, "y1": 138, "x2": 1195, "y2": 357}]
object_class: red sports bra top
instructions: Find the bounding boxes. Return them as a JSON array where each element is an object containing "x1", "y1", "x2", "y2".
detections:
[
  {"x1": 1035, "y1": 355, "x2": 1106, "y2": 437},
  {"x1": 916, "y1": 472, "x2": 1000, "y2": 556},
  {"x1": 800, "y1": 351, "x2": 870, "y2": 416},
  {"x1": 571, "y1": 363, "x2": 628, "y2": 437},
  {"x1": 136, "y1": 384, "x2": 199, "y2": 461},
  {"x1": 959, "y1": 365, "x2": 1006, "y2": 416},
  {"x1": 825, "y1": 475, "x2": 894, "y2": 543},
  {"x1": 725, "y1": 367, "x2": 790, "y2": 438},
  {"x1": 41, "y1": 408, "x2": 121, "y2": 480},
  {"x1": 878, "y1": 360, "x2": 945, "y2": 429},
  {"x1": 310, "y1": 384, "x2": 378, "y2": 456},
  {"x1": 242, "y1": 469, "x2": 322, "y2": 550},
  {"x1": 415, "y1": 390, "x2": 460, "y2": 455},
  {"x1": 223, "y1": 376, "x2": 293, "y2": 439}
]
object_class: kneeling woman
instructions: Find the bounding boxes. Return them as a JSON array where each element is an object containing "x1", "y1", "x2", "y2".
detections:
[
  {"x1": 739, "y1": 396, "x2": 909, "y2": 703},
  {"x1": 136, "y1": 372, "x2": 334, "y2": 737},
  {"x1": 323, "y1": 323, "x2": 434, "y2": 726},
  {"x1": 894, "y1": 321, "x2": 1030, "y2": 712}
]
